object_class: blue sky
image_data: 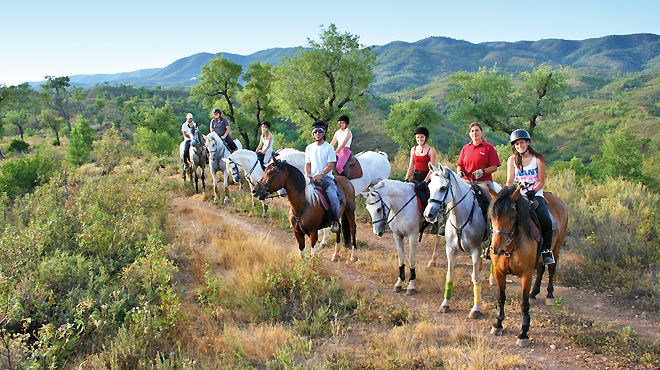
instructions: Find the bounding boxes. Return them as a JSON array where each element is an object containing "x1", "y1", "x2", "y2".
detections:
[{"x1": 1, "y1": 0, "x2": 658, "y2": 85}]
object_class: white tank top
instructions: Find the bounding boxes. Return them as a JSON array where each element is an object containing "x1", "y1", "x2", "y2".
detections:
[
  {"x1": 260, "y1": 135, "x2": 273, "y2": 153},
  {"x1": 334, "y1": 128, "x2": 352, "y2": 149},
  {"x1": 514, "y1": 156, "x2": 544, "y2": 198}
]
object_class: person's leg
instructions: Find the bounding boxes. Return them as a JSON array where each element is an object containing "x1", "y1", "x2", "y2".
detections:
[
  {"x1": 325, "y1": 176, "x2": 341, "y2": 232},
  {"x1": 335, "y1": 148, "x2": 350, "y2": 175},
  {"x1": 536, "y1": 196, "x2": 555, "y2": 265}
]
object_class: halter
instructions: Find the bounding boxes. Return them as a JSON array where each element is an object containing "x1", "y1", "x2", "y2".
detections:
[
  {"x1": 230, "y1": 155, "x2": 260, "y2": 186},
  {"x1": 429, "y1": 169, "x2": 477, "y2": 252},
  {"x1": 490, "y1": 200, "x2": 521, "y2": 258},
  {"x1": 366, "y1": 190, "x2": 417, "y2": 226}
]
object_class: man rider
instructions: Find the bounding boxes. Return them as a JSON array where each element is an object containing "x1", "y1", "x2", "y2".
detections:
[
  {"x1": 305, "y1": 121, "x2": 341, "y2": 233},
  {"x1": 210, "y1": 108, "x2": 238, "y2": 152},
  {"x1": 181, "y1": 113, "x2": 196, "y2": 172}
]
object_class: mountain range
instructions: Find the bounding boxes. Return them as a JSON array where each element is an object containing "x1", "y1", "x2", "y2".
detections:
[{"x1": 60, "y1": 33, "x2": 659, "y2": 94}]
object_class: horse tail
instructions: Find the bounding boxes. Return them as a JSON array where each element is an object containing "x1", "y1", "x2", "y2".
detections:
[{"x1": 341, "y1": 212, "x2": 351, "y2": 248}]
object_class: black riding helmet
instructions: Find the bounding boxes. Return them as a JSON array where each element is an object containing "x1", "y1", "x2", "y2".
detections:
[
  {"x1": 213, "y1": 108, "x2": 221, "y2": 114},
  {"x1": 261, "y1": 121, "x2": 271, "y2": 129},
  {"x1": 413, "y1": 126, "x2": 430, "y2": 138},
  {"x1": 510, "y1": 129, "x2": 531, "y2": 144},
  {"x1": 337, "y1": 114, "x2": 350, "y2": 125}
]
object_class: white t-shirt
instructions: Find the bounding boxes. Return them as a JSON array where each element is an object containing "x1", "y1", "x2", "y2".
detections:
[
  {"x1": 181, "y1": 121, "x2": 196, "y2": 141},
  {"x1": 333, "y1": 128, "x2": 352, "y2": 149},
  {"x1": 305, "y1": 141, "x2": 337, "y2": 179}
]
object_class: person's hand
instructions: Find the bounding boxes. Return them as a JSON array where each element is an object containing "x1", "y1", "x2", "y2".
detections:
[
  {"x1": 472, "y1": 169, "x2": 484, "y2": 179},
  {"x1": 458, "y1": 171, "x2": 466, "y2": 178},
  {"x1": 526, "y1": 189, "x2": 537, "y2": 199}
]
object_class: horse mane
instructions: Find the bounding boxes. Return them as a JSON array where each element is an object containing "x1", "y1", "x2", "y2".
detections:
[
  {"x1": 489, "y1": 186, "x2": 535, "y2": 239},
  {"x1": 280, "y1": 162, "x2": 319, "y2": 206}
]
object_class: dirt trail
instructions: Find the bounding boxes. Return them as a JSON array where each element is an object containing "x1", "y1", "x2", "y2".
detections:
[{"x1": 170, "y1": 195, "x2": 658, "y2": 369}]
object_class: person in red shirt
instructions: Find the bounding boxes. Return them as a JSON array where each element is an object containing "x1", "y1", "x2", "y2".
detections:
[
  {"x1": 405, "y1": 126, "x2": 437, "y2": 183},
  {"x1": 456, "y1": 122, "x2": 501, "y2": 191}
]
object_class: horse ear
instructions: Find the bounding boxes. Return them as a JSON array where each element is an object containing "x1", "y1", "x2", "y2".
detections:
[
  {"x1": 487, "y1": 186, "x2": 498, "y2": 199},
  {"x1": 429, "y1": 163, "x2": 440, "y2": 173},
  {"x1": 512, "y1": 185, "x2": 522, "y2": 201},
  {"x1": 359, "y1": 191, "x2": 370, "y2": 199}
]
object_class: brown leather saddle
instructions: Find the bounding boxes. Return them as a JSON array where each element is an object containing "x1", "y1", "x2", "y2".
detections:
[{"x1": 335, "y1": 153, "x2": 363, "y2": 180}]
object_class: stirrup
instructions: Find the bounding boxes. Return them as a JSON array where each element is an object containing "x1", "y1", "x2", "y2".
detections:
[
  {"x1": 331, "y1": 221, "x2": 340, "y2": 233},
  {"x1": 541, "y1": 250, "x2": 555, "y2": 265}
]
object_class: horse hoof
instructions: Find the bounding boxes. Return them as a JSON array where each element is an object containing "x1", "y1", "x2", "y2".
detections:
[
  {"x1": 331, "y1": 253, "x2": 339, "y2": 262},
  {"x1": 490, "y1": 327, "x2": 503, "y2": 336},
  {"x1": 516, "y1": 338, "x2": 530, "y2": 348},
  {"x1": 545, "y1": 298, "x2": 555, "y2": 306},
  {"x1": 440, "y1": 305, "x2": 450, "y2": 313},
  {"x1": 488, "y1": 275, "x2": 496, "y2": 286},
  {"x1": 350, "y1": 255, "x2": 357, "y2": 262},
  {"x1": 468, "y1": 310, "x2": 482, "y2": 319},
  {"x1": 320, "y1": 242, "x2": 328, "y2": 248},
  {"x1": 405, "y1": 288, "x2": 416, "y2": 296},
  {"x1": 394, "y1": 286, "x2": 403, "y2": 293}
]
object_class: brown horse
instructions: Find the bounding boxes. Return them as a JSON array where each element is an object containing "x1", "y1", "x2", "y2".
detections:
[
  {"x1": 253, "y1": 157, "x2": 358, "y2": 262},
  {"x1": 488, "y1": 185, "x2": 568, "y2": 347}
]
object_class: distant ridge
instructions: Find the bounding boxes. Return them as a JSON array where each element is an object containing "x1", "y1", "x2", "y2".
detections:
[{"x1": 41, "y1": 33, "x2": 658, "y2": 94}]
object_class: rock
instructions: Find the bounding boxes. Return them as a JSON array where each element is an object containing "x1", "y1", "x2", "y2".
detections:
[{"x1": 550, "y1": 344, "x2": 556, "y2": 350}]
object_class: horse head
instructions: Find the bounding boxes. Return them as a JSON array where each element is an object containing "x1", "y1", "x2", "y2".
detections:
[
  {"x1": 363, "y1": 184, "x2": 389, "y2": 237},
  {"x1": 424, "y1": 163, "x2": 452, "y2": 223},
  {"x1": 223, "y1": 156, "x2": 242, "y2": 183},
  {"x1": 253, "y1": 156, "x2": 288, "y2": 200},
  {"x1": 489, "y1": 185, "x2": 527, "y2": 256}
]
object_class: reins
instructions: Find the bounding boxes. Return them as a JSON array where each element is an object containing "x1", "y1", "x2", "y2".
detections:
[
  {"x1": 430, "y1": 170, "x2": 478, "y2": 252},
  {"x1": 366, "y1": 190, "x2": 417, "y2": 226}
]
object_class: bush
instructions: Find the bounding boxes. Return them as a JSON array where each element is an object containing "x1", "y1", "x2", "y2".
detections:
[
  {"x1": 6, "y1": 139, "x2": 29, "y2": 153},
  {"x1": 66, "y1": 116, "x2": 95, "y2": 166},
  {"x1": 133, "y1": 126, "x2": 178, "y2": 157},
  {"x1": 0, "y1": 155, "x2": 58, "y2": 199},
  {"x1": 94, "y1": 127, "x2": 131, "y2": 173}
]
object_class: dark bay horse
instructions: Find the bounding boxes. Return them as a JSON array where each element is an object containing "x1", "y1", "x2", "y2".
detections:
[
  {"x1": 488, "y1": 185, "x2": 568, "y2": 347},
  {"x1": 253, "y1": 157, "x2": 358, "y2": 262}
]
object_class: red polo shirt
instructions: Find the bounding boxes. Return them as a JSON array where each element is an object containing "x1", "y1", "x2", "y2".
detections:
[{"x1": 457, "y1": 139, "x2": 501, "y2": 181}]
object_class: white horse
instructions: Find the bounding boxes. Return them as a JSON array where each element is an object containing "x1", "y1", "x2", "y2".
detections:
[
  {"x1": 364, "y1": 179, "x2": 425, "y2": 295},
  {"x1": 205, "y1": 131, "x2": 242, "y2": 203},
  {"x1": 423, "y1": 164, "x2": 488, "y2": 319},
  {"x1": 225, "y1": 149, "x2": 275, "y2": 216}
]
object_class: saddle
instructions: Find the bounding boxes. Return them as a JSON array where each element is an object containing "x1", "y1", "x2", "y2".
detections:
[
  {"x1": 312, "y1": 178, "x2": 344, "y2": 214},
  {"x1": 470, "y1": 183, "x2": 492, "y2": 241},
  {"x1": 337, "y1": 153, "x2": 363, "y2": 180}
]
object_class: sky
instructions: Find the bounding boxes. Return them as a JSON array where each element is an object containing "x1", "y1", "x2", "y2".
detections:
[{"x1": 1, "y1": 0, "x2": 658, "y2": 86}]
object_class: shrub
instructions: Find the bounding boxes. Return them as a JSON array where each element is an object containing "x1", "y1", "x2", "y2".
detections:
[
  {"x1": 94, "y1": 127, "x2": 131, "y2": 173},
  {"x1": 6, "y1": 139, "x2": 29, "y2": 153},
  {"x1": 133, "y1": 126, "x2": 178, "y2": 157},
  {"x1": 66, "y1": 116, "x2": 95, "y2": 166},
  {"x1": 0, "y1": 155, "x2": 58, "y2": 199}
]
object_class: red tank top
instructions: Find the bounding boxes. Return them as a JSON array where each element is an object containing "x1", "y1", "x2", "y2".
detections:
[{"x1": 413, "y1": 147, "x2": 431, "y2": 171}]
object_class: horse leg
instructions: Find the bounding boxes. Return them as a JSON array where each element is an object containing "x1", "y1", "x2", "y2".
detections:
[
  {"x1": 212, "y1": 169, "x2": 219, "y2": 202},
  {"x1": 531, "y1": 262, "x2": 545, "y2": 300},
  {"x1": 319, "y1": 228, "x2": 329, "y2": 248},
  {"x1": 545, "y1": 258, "x2": 558, "y2": 305},
  {"x1": 347, "y1": 210, "x2": 358, "y2": 262},
  {"x1": 331, "y1": 221, "x2": 341, "y2": 262},
  {"x1": 261, "y1": 200, "x2": 268, "y2": 218},
  {"x1": 406, "y1": 234, "x2": 418, "y2": 296},
  {"x1": 490, "y1": 272, "x2": 506, "y2": 336},
  {"x1": 488, "y1": 261, "x2": 496, "y2": 286},
  {"x1": 200, "y1": 166, "x2": 206, "y2": 191},
  {"x1": 193, "y1": 166, "x2": 200, "y2": 193},
  {"x1": 294, "y1": 227, "x2": 306, "y2": 259},
  {"x1": 517, "y1": 272, "x2": 533, "y2": 348},
  {"x1": 393, "y1": 233, "x2": 406, "y2": 293},
  {"x1": 309, "y1": 229, "x2": 319, "y2": 257},
  {"x1": 427, "y1": 233, "x2": 439, "y2": 268},
  {"x1": 440, "y1": 249, "x2": 457, "y2": 313},
  {"x1": 468, "y1": 250, "x2": 483, "y2": 319},
  {"x1": 223, "y1": 172, "x2": 230, "y2": 204}
]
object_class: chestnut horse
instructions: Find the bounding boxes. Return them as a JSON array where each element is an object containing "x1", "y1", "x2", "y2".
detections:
[
  {"x1": 253, "y1": 157, "x2": 358, "y2": 262},
  {"x1": 488, "y1": 185, "x2": 568, "y2": 347}
]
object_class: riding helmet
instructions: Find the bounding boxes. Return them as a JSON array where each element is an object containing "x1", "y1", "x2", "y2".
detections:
[
  {"x1": 509, "y1": 129, "x2": 531, "y2": 144},
  {"x1": 213, "y1": 108, "x2": 221, "y2": 114},
  {"x1": 413, "y1": 126, "x2": 430, "y2": 138},
  {"x1": 261, "y1": 121, "x2": 271, "y2": 129},
  {"x1": 337, "y1": 114, "x2": 350, "y2": 125}
]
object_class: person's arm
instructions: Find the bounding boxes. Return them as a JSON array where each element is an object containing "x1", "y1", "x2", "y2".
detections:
[
  {"x1": 405, "y1": 147, "x2": 415, "y2": 181},
  {"x1": 456, "y1": 147, "x2": 465, "y2": 177},
  {"x1": 305, "y1": 162, "x2": 312, "y2": 178},
  {"x1": 424, "y1": 147, "x2": 437, "y2": 182},
  {"x1": 255, "y1": 136, "x2": 263, "y2": 152},
  {"x1": 336, "y1": 130, "x2": 352, "y2": 152},
  {"x1": 484, "y1": 165, "x2": 498, "y2": 175},
  {"x1": 506, "y1": 156, "x2": 515, "y2": 187},
  {"x1": 534, "y1": 158, "x2": 546, "y2": 192},
  {"x1": 221, "y1": 125, "x2": 230, "y2": 140}
]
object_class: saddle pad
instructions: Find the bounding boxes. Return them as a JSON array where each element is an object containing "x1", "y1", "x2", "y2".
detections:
[{"x1": 314, "y1": 185, "x2": 330, "y2": 211}]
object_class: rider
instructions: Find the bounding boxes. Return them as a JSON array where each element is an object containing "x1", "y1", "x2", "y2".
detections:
[
  {"x1": 456, "y1": 122, "x2": 501, "y2": 190},
  {"x1": 305, "y1": 121, "x2": 341, "y2": 233},
  {"x1": 405, "y1": 126, "x2": 437, "y2": 184},
  {"x1": 209, "y1": 108, "x2": 238, "y2": 152},
  {"x1": 330, "y1": 114, "x2": 352, "y2": 176},
  {"x1": 181, "y1": 113, "x2": 196, "y2": 170},
  {"x1": 254, "y1": 121, "x2": 274, "y2": 167},
  {"x1": 507, "y1": 129, "x2": 555, "y2": 265}
]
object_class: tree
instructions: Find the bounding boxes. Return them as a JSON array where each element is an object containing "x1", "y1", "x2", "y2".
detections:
[
  {"x1": 272, "y1": 24, "x2": 376, "y2": 138},
  {"x1": 384, "y1": 98, "x2": 441, "y2": 151},
  {"x1": 445, "y1": 66, "x2": 515, "y2": 134},
  {"x1": 37, "y1": 109, "x2": 64, "y2": 146},
  {"x1": 41, "y1": 75, "x2": 73, "y2": 137},
  {"x1": 516, "y1": 65, "x2": 568, "y2": 134},
  {"x1": 591, "y1": 129, "x2": 644, "y2": 182},
  {"x1": 191, "y1": 54, "x2": 243, "y2": 136},
  {"x1": 66, "y1": 115, "x2": 95, "y2": 165},
  {"x1": 4, "y1": 110, "x2": 29, "y2": 140},
  {"x1": 0, "y1": 84, "x2": 39, "y2": 139},
  {"x1": 237, "y1": 62, "x2": 276, "y2": 149}
]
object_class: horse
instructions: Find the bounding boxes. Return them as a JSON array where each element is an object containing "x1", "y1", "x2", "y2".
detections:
[
  {"x1": 363, "y1": 179, "x2": 427, "y2": 295},
  {"x1": 225, "y1": 149, "x2": 272, "y2": 216},
  {"x1": 179, "y1": 126, "x2": 208, "y2": 193},
  {"x1": 253, "y1": 157, "x2": 358, "y2": 262},
  {"x1": 205, "y1": 131, "x2": 242, "y2": 203},
  {"x1": 423, "y1": 164, "x2": 487, "y2": 319},
  {"x1": 488, "y1": 185, "x2": 568, "y2": 347}
]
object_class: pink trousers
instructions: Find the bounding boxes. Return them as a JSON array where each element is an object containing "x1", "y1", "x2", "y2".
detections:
[{"x1": 336, "y1": 147, "x2": 351, "y2": 174}]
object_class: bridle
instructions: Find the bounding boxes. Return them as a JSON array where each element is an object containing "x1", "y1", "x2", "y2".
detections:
[
  {"x1": 229, "y1": 156, "x2": 259, "y2": 186},
  {"x1": 255, "y1": 161, "x2": 284, "y2": 199},
  {"x1": 490, "y1": 202, "x2": 520, "y2": 257},
  {"x1": 365, "y1": 190, "x2": 417, "y2": 226}
]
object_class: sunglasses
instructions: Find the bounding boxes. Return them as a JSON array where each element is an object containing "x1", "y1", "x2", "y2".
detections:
[{"x1": 312, "y1": 129, "x2": 325, "y2": 134}]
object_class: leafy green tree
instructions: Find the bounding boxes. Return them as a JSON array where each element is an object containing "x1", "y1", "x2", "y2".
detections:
[
  {"x1": 517, "y1": 65, "x2": 568, "y2": 134},
  {"x1": 191, "y1": 54, "x2": 243, "y2": 134},
  {"x1": 384, "y1": 98, "x2": 441, "y2": 151},
  {"x1": 37, "y1": 109, "x2": 65, "y2": 146},
  {"x1": 4, "y1": 110, "x2": 29, "y2": 140},
  {"x1": 237, "y1": 62, "x2": 276, "y2": 148},
  {"x1": 445, "y1": 66, "x2": 515, "y2": 134},
  {"x1": 272, "y1": 24, "x2": 376, "y2": 139},
  {"x1": 94, "y1": 127, "x2": 130, "y2": 172},
  {"x1": 41, "y1": 76, "x2": 73, "y2": 137},
  {"x1": 590, "y1": 129, "x2": 644, "y2": 182},
  {"x1": 66, "y1": 115, "x2": 95, "y2": 165},
  {"x1": 133, "y1": 126, "x2": 178, "y2": 157},
  {"x1": 0, "y1": 83, "x2": 39, "y2": 140}
]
